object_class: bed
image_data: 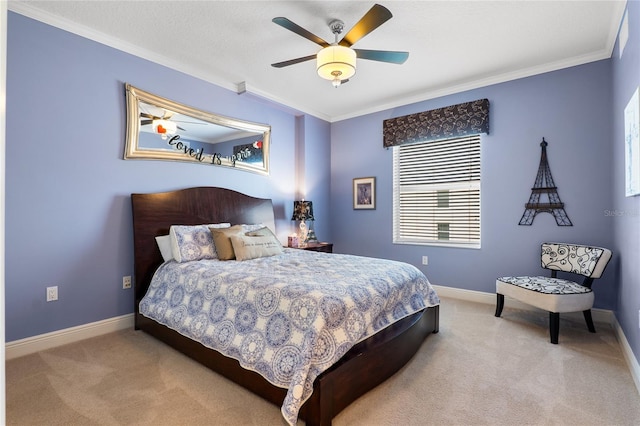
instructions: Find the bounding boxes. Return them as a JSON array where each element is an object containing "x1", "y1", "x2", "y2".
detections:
[{"x1": 131, "y1": 186, "x2": 440, "y2": 425}]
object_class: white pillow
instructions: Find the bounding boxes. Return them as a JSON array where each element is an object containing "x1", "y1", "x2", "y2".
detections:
[
  {"x1": 169, "y1": 223, "x2": 231, "y2": 262},
  {"x1": 230, "y1": 234, "x2": 284, "y2": 261},
  {"x1": 155, "y1": 235, "x2": 173, "y2": 262},
  {"x1": 242, "y1": 223, "x2": 268, "y2": 233}
]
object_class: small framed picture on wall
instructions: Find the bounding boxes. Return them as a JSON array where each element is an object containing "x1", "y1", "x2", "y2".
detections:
[{"x1": 353, "y1": 177, "x2": 376, "y2": 210}]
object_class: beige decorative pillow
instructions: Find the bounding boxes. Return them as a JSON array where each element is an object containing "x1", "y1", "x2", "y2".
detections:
[
  {"x1": 230, "y1": 234, "x2": 284, "y2": 261},
  {"x1": 210, "y1": 225, "x2": 245, "y2": 260}
]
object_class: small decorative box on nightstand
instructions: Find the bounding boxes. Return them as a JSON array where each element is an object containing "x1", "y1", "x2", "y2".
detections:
[{"x1": 294, "y1": 242, "x2": 333, "y2": 253}]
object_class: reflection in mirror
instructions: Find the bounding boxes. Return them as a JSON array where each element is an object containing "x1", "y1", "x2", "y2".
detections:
[{"x1": 124, "y1": 84, "x2": 270, "y2": 175}]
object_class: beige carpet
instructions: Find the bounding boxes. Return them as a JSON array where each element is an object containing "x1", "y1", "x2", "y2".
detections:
[{"x1": 7, "y1": 296, "x2": 640, "y2": 425}]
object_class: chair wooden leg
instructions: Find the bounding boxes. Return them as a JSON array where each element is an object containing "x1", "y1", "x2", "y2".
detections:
[
  {"x1": 495, "y1": 294, "x2": 504, "y2": 317},
  {"x1": 549, "y1": 312, "x2": 559, "y2": 344},
  {"x1": 583, "y1": 309, "x2": 596, "y2": 333}
]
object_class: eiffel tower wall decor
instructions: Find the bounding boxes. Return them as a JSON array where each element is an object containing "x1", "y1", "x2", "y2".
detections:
[{"x1": 519, "y1": 138, "x2": 573, "y2": 226}]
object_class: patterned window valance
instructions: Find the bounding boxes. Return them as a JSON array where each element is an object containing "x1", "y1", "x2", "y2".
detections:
[{"x1": 383, "y1": 98, "x2": 490, "y2": 148}]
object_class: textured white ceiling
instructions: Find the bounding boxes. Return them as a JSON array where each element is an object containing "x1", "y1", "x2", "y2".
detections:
[{"x1": 10, "y1": 1, "x2": 627, "y2": 122}]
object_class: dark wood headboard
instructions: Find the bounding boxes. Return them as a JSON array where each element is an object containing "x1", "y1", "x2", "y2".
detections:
[{"x1": 131, "y1": 187, "x2": 275, "y2": 324}]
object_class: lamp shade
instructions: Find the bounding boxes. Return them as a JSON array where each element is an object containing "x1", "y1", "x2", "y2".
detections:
[
  {"x1": 292, "y1": 200, "x2": 314, "y2": 221},
  {"x1": 317, "y1": 45, "x2": 356, "y2": 81}
]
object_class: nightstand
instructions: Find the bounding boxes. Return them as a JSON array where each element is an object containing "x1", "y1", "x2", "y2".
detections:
[{"x1": 292, "y1": 242, "x2": 333, "y2": 253}]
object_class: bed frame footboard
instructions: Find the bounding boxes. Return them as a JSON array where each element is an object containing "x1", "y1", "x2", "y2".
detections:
[
  {"x1": 300, "y1": 305, "x2": 439, "y2": 425},
  {"x1": 135, "y1": 305, "x2": 438, "y2": 425}
]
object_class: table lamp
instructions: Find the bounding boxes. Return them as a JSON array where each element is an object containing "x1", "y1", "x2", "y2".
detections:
[{"x1": 292, "y1": 200, "x2": 318, "y2": 245}]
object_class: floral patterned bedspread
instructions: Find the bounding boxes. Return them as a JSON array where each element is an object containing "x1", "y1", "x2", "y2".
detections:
[{"x1": 140, "y1": 248, "x2": 439, "y2": 425}]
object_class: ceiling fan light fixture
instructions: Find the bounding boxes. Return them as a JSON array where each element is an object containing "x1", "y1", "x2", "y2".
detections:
[
  {"x1": 273, "y1": 5, "x2": 406, "y2": 88},
  {"x1": 317, "y1": 45, "x2": 356, "y2": 83},
  {"x1": 152, "y1": 119, "x2": 177, "y2": 140}
]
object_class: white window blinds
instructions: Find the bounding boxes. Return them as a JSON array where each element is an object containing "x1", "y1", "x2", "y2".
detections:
[{"x1": 393, "y1": 135, "x2": 481, "y2": 248}]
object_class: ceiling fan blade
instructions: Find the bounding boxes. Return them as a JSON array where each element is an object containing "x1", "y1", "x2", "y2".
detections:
[
  {"x1": 141, "y1": 119, "x2": 152, "y2": 126},
  {"x1": 271, "y1": 54, "x2": 317, "y2": 68},
  {"x1": 354, "y1": 49, "x2": 409, "y2": 64},
  {"x1": 177, "y1": 125, "x2": 186, "y2": 131},
  {"x1": 339, "y1": 4, "x2": 392, "y2": 47},
  {"x1": 273, "y1": 17, "x2": 330, "y2": 47}
]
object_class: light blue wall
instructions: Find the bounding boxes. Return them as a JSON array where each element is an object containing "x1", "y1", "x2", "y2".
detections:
[
  {"x1": 331, "y1": 59, "x2": 615, "y2": 308},
  {"x1": 299, "y1": 115, "x2": 331, "y2": 242},
  {"x1": 330, "y1": 5, "x2": 640, "y2": 364},
  {"x1": 612, "y1": 2, "x2": 640, "y2": 364},
  {"x1": 7, "y1": 6, "x2": 638, "y2": 370},
  {"x1": 6, "y1": 13, "x2": 331, "y2": 341}
]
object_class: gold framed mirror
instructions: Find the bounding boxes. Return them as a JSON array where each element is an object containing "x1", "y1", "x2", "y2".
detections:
[{"x1": 124, "y1": 83, "x2": 270, "y2": 175}]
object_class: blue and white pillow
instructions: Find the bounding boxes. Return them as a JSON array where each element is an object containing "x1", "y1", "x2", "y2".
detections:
[{"x1": 169, "y1": 223, "x2": 231, "y2": 262}]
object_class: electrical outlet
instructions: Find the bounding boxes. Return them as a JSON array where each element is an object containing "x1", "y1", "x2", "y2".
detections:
[
  {"x1": 46, "y1": 286, "x2": 58, "y2": 302},
  {"x1": 123, "y1": 276, "x2": 132, "y2": 289},
  {"x1": 422, "y1": 256, "x2": 429, "y2": 265}
]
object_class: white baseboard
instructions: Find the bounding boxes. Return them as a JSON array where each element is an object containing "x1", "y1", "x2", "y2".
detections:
[
  {"x1": 612, "y1": 315, "x2": 640, "y2": 395},
  {"x1": 5, "y1": 313, "x2": 134, "y2": 360},
  {"x1": 431, "y1": 284, "x2": 639, "y2": 396}
]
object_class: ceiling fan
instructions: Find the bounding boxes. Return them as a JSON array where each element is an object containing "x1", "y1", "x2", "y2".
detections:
[
  {"x1": 139, "y1": 112, "x2": 181, "y2": 140},
  {"x1": 140, "y1": 112, "x2": 185, "y2": 131},
  {"x1": 271, "y1": 3, "x2": 408, "y2": 88},
  {"x1": 140, "y1": 110, "x2": 205, "y2": 139}
]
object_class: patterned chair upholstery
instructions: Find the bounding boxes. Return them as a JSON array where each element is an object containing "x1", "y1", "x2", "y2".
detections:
[{"x1": 495, "y1": 242, "x2": 612, "y2": 344}]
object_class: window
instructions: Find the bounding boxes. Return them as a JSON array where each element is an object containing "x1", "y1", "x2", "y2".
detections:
[{"x1": 393, "y1": 135, "x2": 481, "y2": 248}]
